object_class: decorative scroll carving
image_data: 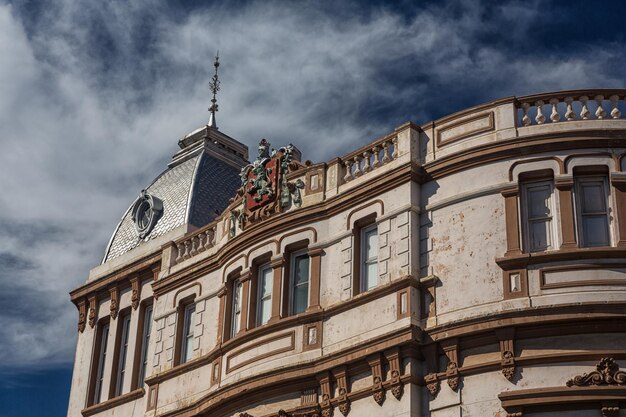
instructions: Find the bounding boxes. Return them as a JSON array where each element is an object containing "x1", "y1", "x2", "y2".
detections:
[
  {"x1": 506, "y1": 413, "x2": 523, "y2": 417},
  {"x1": 277, "y1": 410, "x2": 291, "y2": 417},
  {"x1": 130, "y1": 276, "x2": 140, "y2": 310},
  {"x1": 109, "y1": 286, "x2": 119, "y2": 320},
  {"x1": 425, "y1": 373, "x2": 440, "y2": 396},
  {"x1": 77, "y1": 299, "x2": 86, "y2": 333},
  {"x1": 367, "y1": 353, "x2": 385, "y2": 406},
  {"x1": 566, "y1": 358, "x2": 626, "y2": 387},
  {"x1": 239, "y1": 413, "x2": 253, "y2": 417},
  {"x1": 333, "y1": 367, "x2": 350, "y2": 416},
  {"x1": 317, "y1": 371, "x2": 333, "y2": 417},
  {"x1": 601, "y1": 406, "x2": 619, "y2": 417},
  {"x1": 496, "y1": 328, "x2": 516, "y2": 381},
  {"x1": 385, "y1": 347, "x2": 404, "y2": 400},
  {"x1": 442, "y1": 340, "x2": 460, "y2": 391},
  {"x1": 88, "y1": 296, "x2": 97, "y2": 328}
]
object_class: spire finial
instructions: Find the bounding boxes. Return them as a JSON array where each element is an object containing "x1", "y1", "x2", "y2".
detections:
[{"x1": 208, "y1": 51, "x2": 220, "y2": 129}]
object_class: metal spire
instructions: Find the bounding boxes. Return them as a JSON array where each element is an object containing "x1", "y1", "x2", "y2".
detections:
[{"x1": 208, "y1": 51, "x2": 220, "y2": 129}]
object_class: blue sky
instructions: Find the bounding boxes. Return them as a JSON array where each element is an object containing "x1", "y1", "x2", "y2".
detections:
[{"x1": 2, "y1": 0, "x2": 626, "y2": 416}]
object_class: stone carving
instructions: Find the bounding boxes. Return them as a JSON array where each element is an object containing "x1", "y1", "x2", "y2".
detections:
[
  {"x1": 88, "y1": 296, "x2": 97, "y2": 328},
  {"x1": 389, "y1": 369, "x2": 404, "y2": 400},
  {"x1": 321, "y1": 408, "x2": 333, "y2": 417},
  {"x1": 566, "y1": 358, "x2": 626, "y2": 387},
  {"x1": 502, "y1": 350, "x2": 515, "y2": 381},
  {"x1": 446, "y1": 361, "x2": 459, "y2": 391},
  {"x1": 277, "y1": 410, "x2": 291, "y2": 417},
  {"x1": 130, "y1": 277, "x2": 140, "y2": 310},
  {"x1": 601, "y1": 406, "x2": 619, "y2": 417},
  {"x1": 238, "y1": 139, "x2": 303, "y2": 227},
  {"x1": 337, "y1": 402, "x2": 350, "y2": 416},
  {"x1": 372, "y1": 388, "x2": 385, "y2": 405},
  {"x1": 239, "y1": 413, "x2": 253, "y2": 417},
  {"x1": 77, "y1": 300, "x2": 86, "y2": 333},
  {"x1": 109, "y1": 287, "x2": 119, "y2": 320},
  {"x1": 424, "y1": 373, "x2": 439, "y2": 396}
]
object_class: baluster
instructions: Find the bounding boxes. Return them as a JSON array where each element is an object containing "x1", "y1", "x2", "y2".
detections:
[
  {"x1": 564, "y1": 97, "x2": 575, "y2": 121},
  {"x1": 535, "y1": 100, "x2": 546, "y2": 125},
  {"x1": 580, "y1": 96, "x2": 590, "y2": 120},
  {"x1": 610, "y1": 95, "x2": 621, "y2": 119},
  {"x1": 197, "y1": 232, "x2": 205, "y2": 252},
  {"x1": 206, "y1": 229, "x2": 215, "y2": 248},
  {"x1": 175, "y1": 243, "x2": 184, "y2": 264},
  {"x1": 521, "y1": 102, "x2": 531, "y2": 126},
  {"x1": 362, "y1": 151, "x2": 372, "y2": 173},
  {"x1": 371, "y1": 145, "x2": 381, "y2": 169},
  {"x1": 549, "y1": 98, "x2": 560, "y2": 123},
  {"x1": 353, "y1": 156, "x2": 363, "y2": 177},
  {"x1": 382, "y1": 141, "x2": 391, "y2": 164},
  {"x1": 392, "y1": 136, "x2": 398, "y2": 159},
  {"x1": 343, "y1": 160, "x2": 353, "y2": 182},
  {"x1": 190, "y1": 236, "x2": 198, "y2": 256},
  {"x1": 595, "y1": 95, "x2": 606, "y2": 119},
  {"x1": 182, "y1": 240, "x2": 191, "y2": 260}
]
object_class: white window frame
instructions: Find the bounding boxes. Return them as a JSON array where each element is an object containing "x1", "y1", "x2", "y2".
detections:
[
  {"x1": 114, "y1": 313, "x2": 132, "y2": 396},
  {"x1": 93, "y1": 322, "x2": 109, "y2": 404},
  {"x1": 574, "y1": 175, "x2": 612, "y2": 247},
  {"x1": 230, "y1": 279, "x2": 243, "y2": 338},
  {"x1": 521, "y1": 180, "x2": 558, "y2": 252},
  {"x1": 360, "y1": 224, "x2": 379, "y2": 292},
  {"x1": 137, "y1": 304, "x2": 153, "y2": 387},
  {"x1": 289, "y1": 250, "x2": 310, "y2": 315},
  {"x1": 256, "y1": 264, "x2": 273, "y2": 326},
  {"x1": 180, "y1": 303, "x2": 195, "y2": 364}
]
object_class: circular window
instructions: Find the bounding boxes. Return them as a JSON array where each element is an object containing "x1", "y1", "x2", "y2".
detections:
[{"x1": 131, "y1": 191, "x2": 163, "y2": 239}]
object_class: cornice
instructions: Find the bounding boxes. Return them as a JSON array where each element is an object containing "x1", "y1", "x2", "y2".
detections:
[{"x1": 495, "y1": 246, "x2": 626, "y2": 270}]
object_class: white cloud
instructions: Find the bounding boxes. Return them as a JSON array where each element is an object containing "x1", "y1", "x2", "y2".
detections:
[{"x1": 0, "y1": 0, "x2": 625, "y2": 368}]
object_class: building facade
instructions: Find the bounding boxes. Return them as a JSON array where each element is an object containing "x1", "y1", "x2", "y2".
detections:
[{"x1": 68, "y1": 90, "x2": 626, "y2": 417}]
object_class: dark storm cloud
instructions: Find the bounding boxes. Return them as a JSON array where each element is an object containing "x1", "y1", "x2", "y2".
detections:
[{"x1": 1, "y1": 0, "x2": 626, "y2": 368}]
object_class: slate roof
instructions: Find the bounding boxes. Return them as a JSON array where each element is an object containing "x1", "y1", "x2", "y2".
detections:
[{"x1": 102, "y1": 150, "x2": 243, "y2": 263}]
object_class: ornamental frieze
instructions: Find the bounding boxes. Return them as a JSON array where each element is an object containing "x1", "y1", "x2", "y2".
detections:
[{"x1": 566, "y1": 357, "x2": 626, "y2": 387}]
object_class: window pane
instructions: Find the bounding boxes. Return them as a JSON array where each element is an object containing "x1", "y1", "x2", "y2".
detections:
[
  {"x1": 582, "y1": 215, "x2": 610, "y2": 246},
  {"x1": 258, "y1": 266, "x2": 272, "y2": 326},
  {"x1": 260, "y1": 297, "x2": 272, "y2": 325},
  {"x1": 293, "y1": 282, "x2": 309, "y2": 315},
  {"x1": 260, "y1": 267, "x2": 272, "y2": 297},
  {"x1": 232, "y1": 281, "x2": 242, "y2": 336},
  {"x1": 527, "y1": 186, "x2": 552, "y2": 218},
  {"x1": 138, "y1": 306, "x2": 152, "y2": 387},
  {"x1": 529, "y1": 219, "x2": 550, "y2": 250},
  {"x1": 94, "y1": 323, "x2": 109, "y2": 404},
  {"x1": 182, "y1": 305, "x2": 195, "y2": 363},
  {"x1": 580, "y1": 182, "x2": 606, "y2": 213},
  {"x1": 364, "y1": 261, "x2": 378, "y2": 290},
  {"x1": 294, "y1": 255, "x2": 309, "y2": 285},
  {"x1": 116, "y1": 314, "x2": 131, "y2": 396},
  {"x1": 364, "y1": 228, "x2": 378, "y2": 259}
]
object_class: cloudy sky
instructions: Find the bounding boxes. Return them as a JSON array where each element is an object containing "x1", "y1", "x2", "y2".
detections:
[{"x1": 1, "y1": 0, "x2": 626, "y2": 415}]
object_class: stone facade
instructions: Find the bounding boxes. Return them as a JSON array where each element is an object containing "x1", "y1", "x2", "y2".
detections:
[{"x1": 69, "y1": 90, "x2": 626, "y2": 417}]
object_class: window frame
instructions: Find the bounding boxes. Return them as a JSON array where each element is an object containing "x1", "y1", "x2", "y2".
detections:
[
  {"x1": 360, "y1": 223, "x2": 379, "y2": 292},
  {"x1": 180, "y1": 303, "x2": 196, "y2": 364},
  {"x1": 135, "y1": 303, "x2": 153, "y2": 387},
  {"x1": 91, "y1": 319, "x2": 110, "y2": 405},
  {"x1": 574, "y1": 175, "x2": 612, "y2": 247},
  {"x1": 289, "y1": 249, "x2": 310, "y2": 315},
  {"x1": 113, "y1": 311, "x2": 132, "y2": 397},
  {"x1": 521, "y1": 179, "x2": 558, "y2": 252},
  {"x1": 230, "y1": 279, "x2": 243, "y2": 338},
  {"x1": 255, "y1": 263, "x2": 273, "y2": 327}
]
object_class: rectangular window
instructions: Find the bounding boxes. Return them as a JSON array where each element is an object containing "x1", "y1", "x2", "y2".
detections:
[
  {"x1": 361, "y1": 224, "x2": 378, "y2": 291},
  {"x1": 256, "y1": 264, "x2": 273, "y2": 326},
  {"x1": 522, "y1": 181, "x2": 555, "y2": 252},
  {"x1": 180, "y1": 304, "x2": 195, "y2": 364},
  {"x1": 114, "y1": 313, "x2": 132, "y2": 396},
  {"x1": 93, "y1": 322, "x2": 109, "y2": 404},
  {"x1": 290, "y1": 251, "x2": 310, "y2": 315},
  {"x1": 575, "y1": 176, "x2": 611, "y2": 247},
  {"x1": 137, "y1": 304, "x2": 153, "y2": 387},
  {"x1": 231, "y1": 280, "x2": 243, "y2": 338}
]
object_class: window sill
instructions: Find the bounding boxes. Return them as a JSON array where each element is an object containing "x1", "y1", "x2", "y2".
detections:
[
  {"x1": 496, "y1": 246, "x2": 626, "y2": 270},
  {"x1": 81, "y1": 388, "x2": 144, "y2": 416}
]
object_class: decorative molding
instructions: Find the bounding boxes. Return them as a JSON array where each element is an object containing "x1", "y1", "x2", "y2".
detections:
[
  {"x1": 77, "y1": 299, "x2": 86, "y2": 333},
  {"x1": 88, "y1": 296, "x2": 97, "y2": 328},
  {"x1": 385, "y1": 347, "x2": 404, "y2": 400},
  {"x1": 436, "y1": 111, "x2": 495, "y2": 147},
  {"x1": 566, "y1": 358, "x2": 626, "y2": 387},
  {"x1": 226, "y1": 331, "x2": 295, "y2": 374},
  {"x1": 130, "y1": 276, "x2": 140, "y2": 310},
  {"x1": 332, "y1": 367, "x2": 350, "y2": 416},
  {"x1": 317, "y1": 371, "x2": 333, "y2": 417},
  {"x1": 109, "y1": 286, "x2": 119, "y2": 320},
  {"x1": 424, "y1": 373, "x2": 439, "y2": 397},
  {"x1": 367, "y1": 353, "x2": 385, "y2": 406},
  {"x1": 496, "y1": 328, "x2": 516, "y2": 381},
  {"x1": 442, "y1": 340, "x2": 460, "y2": 391}
]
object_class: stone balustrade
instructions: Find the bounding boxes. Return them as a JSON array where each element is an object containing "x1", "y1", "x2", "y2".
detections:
[
  {"x1": 174, "y1": 223, "x2": 217, "y2": 265},
  {"x1": 341, "y1": 133, "x2": 398, "y2": 183},
  {"x1": 516, "y1": 89, "x2": 626, "y2": 126}
]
